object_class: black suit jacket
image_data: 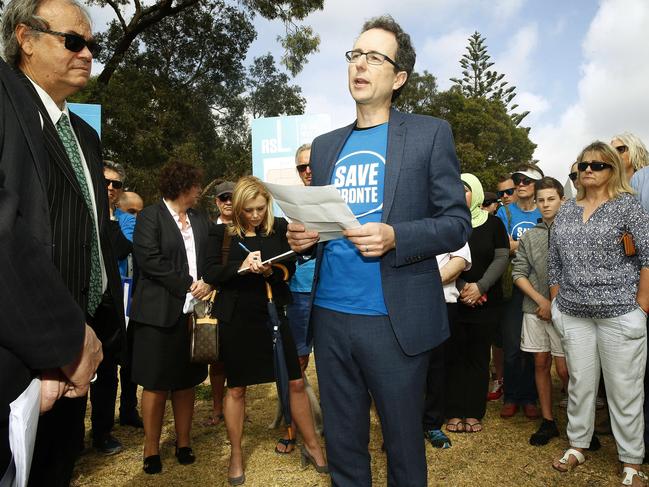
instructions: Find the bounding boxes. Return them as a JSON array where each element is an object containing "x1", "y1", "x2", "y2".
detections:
[
  {"x1": 18, "y1": 74, "x2": 125, "y2": 346},
  {"x1": 0, "y1": 60, "x2": 85, "y2": 419},
  {"x1": 129, "y1": 201, "x2": 216, "y2": 327}
]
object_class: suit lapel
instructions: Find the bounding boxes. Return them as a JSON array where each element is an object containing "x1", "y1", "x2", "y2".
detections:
[
  {"x1": 382, "y1": 109, "x2": 406, "y2": 223},
  {"x1": 314, "y1": 123, "x2": 355, "y2": 187},
  {"x1": 17, "y1": 73, "x2": 83, "y2": 196},
  {"x1": 188, "y1": 209, "x2": 203, "y2": 266}
]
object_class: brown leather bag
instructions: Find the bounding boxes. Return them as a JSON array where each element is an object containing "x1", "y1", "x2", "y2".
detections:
[{"x1": 189, "y1": 290, "x2": 218, "y2": 363}]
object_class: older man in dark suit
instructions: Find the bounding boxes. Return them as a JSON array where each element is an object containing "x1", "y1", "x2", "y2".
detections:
[
  {"x1": 287, "y1": 15, "x2": 471, "y2": 487},
  {"x1": 1, "y1": 0, "x2": 125, "y2": 484}
]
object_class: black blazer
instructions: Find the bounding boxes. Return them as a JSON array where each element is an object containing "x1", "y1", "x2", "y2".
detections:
[
  {"x1": 0, "y1": 61, "x2": 85, "y2": 417},
  {"x1": 129, "y1": 201, "x2": 216, "y2": 327},
  {"x1": 204, "y1": 218, "x2": 295, "y2": 323}
]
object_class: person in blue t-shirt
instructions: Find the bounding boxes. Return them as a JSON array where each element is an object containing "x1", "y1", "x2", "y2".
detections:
[
  {"x1": 496, "y1": 164, "x2": 544, "y2": 422},
  {"x1": 286, "y1": 16, "x2": 471, "y2": 486}
]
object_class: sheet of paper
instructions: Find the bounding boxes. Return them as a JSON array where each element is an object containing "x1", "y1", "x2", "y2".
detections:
[
  {"x1": 3, "y1": 378, "x2": 41, "y2": 487},
  {"x1": 237, "y1": 250, "x2": 296, "y2": 275},
  {"x1": 264, "y1": 182, "x2": 360, "y2": 242}
]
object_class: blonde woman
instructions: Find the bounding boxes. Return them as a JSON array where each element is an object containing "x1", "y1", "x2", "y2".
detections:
[
  {"x1": 204, "y1": 176, "x2": 327, "y2": 485},
  {"x1": 549, "y1": 141, "x2": 649, "y2": 485}
]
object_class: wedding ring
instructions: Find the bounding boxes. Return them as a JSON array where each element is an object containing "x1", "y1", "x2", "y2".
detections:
[{"x1": 364, "y1": 246, "x2": 369, "y2": 253}]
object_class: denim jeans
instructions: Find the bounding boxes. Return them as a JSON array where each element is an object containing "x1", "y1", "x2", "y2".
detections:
[{"x1": 502, "y1": 288, "x2": 537, "y2": 405}]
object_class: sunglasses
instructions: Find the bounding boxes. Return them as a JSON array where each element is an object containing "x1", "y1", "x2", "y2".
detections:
[
  {"x1": 577, "y1": 161, "x2": 612, "y2": 172},
  {"x1": 569, "y1": 172, "x2": 578, "y2": 181},
  {"x1": 217, "y1": 193, "x2": 232, "y2": 202},
  {"x1": 512, "y1": 175, "x2": 535, "y2": 186},
  {"x1": 614, "y1": 145, "x2": 628, "y2": 154},
  {"x1": 29, "y1": 25, "x2": 102, "y2": 57},
  {"x1": 296, "y1": 164, "x2": 310, "y2": 173},
  {"x1": 496, "y1": 188, "x2": 515, "y2": 198},
  {"x1": 104, "y1": 178, "x2": 123, "y2": 189}
]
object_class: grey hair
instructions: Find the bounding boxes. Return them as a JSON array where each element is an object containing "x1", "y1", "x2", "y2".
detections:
[
  {"x1": 294, "y1": 143, "x2": 311, "y2": 163},
  {"x1": 1, "y1": 0, "x2": 92, "y2": 67},
  {"x1": 612, "y1": 132, "x2": 649, "y2": 171},
  {"x1": 103, "y1": 160, "x2": 127, "y2": 183}
]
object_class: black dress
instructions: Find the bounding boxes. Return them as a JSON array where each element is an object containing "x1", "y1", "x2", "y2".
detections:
[{"x1": 205, "y1": 218, "x2": 301, "y2": 387}]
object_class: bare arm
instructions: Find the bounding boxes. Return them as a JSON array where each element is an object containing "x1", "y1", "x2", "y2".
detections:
[{"x1": 439, "y1": 256, "x2": 467, "y2": 285}]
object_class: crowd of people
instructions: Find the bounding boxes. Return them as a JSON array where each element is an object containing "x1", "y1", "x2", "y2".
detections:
[{"x1": 1, "y1": 1, "x2": 649, "y2": 486}]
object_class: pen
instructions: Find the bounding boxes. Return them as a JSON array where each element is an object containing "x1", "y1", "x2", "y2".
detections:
[{"x1": 238, "y1": 242, "x2": 253, "y2": 254}]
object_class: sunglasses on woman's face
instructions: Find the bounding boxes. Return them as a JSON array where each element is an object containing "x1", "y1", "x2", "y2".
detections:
[
  {"x1": 577, "y1": 161, "x2": 612, "y2": 172},
  {"x1": 512, "y1": 174, "x2": 535, "y2": 186},
  {"x1": 615, "y1": 145, "x2": 628, "y2": 154},
  {"x1": 217, "y1": 193, "x2": 232, "y2": 202},
  {"x1": 496, "y1": 188, "x2": 515, "y2": 198},
  {"x1": 569, "y1": 172, "x2": 578, "y2": 181},
  {"x1": 104, "y1": 178, "x2": 123, "y2": 189},
  {"x1": 296, "y1": 164, "x2": 310, "y2": 173}
]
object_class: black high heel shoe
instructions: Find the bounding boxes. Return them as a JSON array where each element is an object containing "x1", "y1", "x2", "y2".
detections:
[
  {"x1": 143, "y1": 455, "x2": 162, "y2": 474},
  {"x1": 300, "y1": 445, "x2": 329, "y2": 474}
]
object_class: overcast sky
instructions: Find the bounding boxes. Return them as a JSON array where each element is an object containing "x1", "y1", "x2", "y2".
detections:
[{"x1": 90, "y1": 0, "x2": 649, "y2": 184}]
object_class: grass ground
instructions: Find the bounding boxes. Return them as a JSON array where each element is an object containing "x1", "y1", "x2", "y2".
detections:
[{"x1": 72, "y1": 364, "x2": 627, "y2": 486}]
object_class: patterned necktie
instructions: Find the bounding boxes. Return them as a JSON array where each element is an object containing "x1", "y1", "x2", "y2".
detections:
[{"x1": 56, "y1": 113, "x2": 102, "y2": 316}]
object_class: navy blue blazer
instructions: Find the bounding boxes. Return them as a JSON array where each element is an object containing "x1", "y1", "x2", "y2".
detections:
[{"x1": 309, "y1": 109, "x2": 471, "y2": 355}]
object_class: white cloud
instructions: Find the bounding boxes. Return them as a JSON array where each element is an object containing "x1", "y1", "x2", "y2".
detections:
[
  {"x1": 497, "y1": 23, "x2": 538, "y2": 87},
  {"x1": 419, "y1": 29, "x2": 472, "y2": 89},
  {"x1": 532, "y1": 0, "x2": 649, "y2": 181}
]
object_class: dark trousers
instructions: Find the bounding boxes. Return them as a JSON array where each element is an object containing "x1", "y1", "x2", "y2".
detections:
[
  {"x1": 313, "y1": 306, "x2": 429, "y2": 487},
  {"x1": 90, "y1": 354, "x2": 118, "y2": 438},
  {"x1": 444, "y1": 313, "x2": 492, "y2": 419},
  {"x1": 502, "y1": 288, "x2": 537, "y2": 405},
  {"x1": 0, "y1": 420, "x2": 9, "y2": 479},
  {"x1": 28, "y1": 396, "x2": 86, "y2": 487},
  {"x1": 422, "y1": 303, "x2": 455, "y2": 431},
  {"x1": 119, "y1": 323, "x2": 138, "y2": 417}
]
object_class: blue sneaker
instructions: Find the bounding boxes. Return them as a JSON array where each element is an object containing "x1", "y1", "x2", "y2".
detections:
[{"x1": 424, "y1": 429, "x2": 451, "y2": 449}]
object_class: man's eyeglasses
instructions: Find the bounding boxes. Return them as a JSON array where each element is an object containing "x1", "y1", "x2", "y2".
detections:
[
  {"x1": 578, "y1": 161, "x2": 612, "y2": 172},
  {"x1": 29, "y1": 25, "x2": 102, "y2": 57},
  {"x1": 569, "y1": 172, "x2": 578, "y2": 182},
  {"x1": 496, "y1": 188, "x2": 515, "y2": 198},
  {"x1": 345, "y1": 50, "x2": 400, "y2": 69},
  {"x1": 296, "y1": 164, "x2": 311, "y2": 173},
  {"x1": 104, "y1": 178, "x2": 123, "y2": 189},
  {"x1": 512, "y1": 174, "x2": 535, "y2": 186},
  {"x1": 217, "y1": 193, "x2": 232, "y2": 202},
  {"x1": 615, "y1": 145, "x2": 628, "y2": 154}
]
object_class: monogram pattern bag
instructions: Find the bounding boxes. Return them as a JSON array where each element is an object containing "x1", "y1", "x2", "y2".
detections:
[{"x1": 190, "y1": 290, "x2": 219, "y2": 363}]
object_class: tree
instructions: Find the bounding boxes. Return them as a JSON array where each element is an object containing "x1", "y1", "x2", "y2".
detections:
[
  {"x1": 90, "y1": 0, "x2": 323, "y2": 86},
  {"x1": 450, "y1": 31, "x2": 529, "y2": 126},
  {"x1": 392, "y1": 70, "x2": 437, "y2": 114},
  {"x1": 73, "y1": 1, "x2": 308, "y2": 202}
]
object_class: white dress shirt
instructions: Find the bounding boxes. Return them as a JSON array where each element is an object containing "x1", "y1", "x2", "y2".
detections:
[{"x1": 436, "y1": 243, "x2": 472, "y2": 303}]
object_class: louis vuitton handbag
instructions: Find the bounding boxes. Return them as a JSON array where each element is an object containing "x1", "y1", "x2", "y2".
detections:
[{"x1": 189, "y1": 290, "x2": 219, "y2": 363}]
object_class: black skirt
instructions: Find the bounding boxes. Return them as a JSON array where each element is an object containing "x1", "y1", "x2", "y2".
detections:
[
  {"x1": 220, "y1": 306, "x2": 302, "y2": 388},
  {"x1": 131, "y1": 314, "x2": 208, "y2": 391}
]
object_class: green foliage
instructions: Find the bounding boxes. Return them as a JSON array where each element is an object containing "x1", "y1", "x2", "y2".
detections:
[
  {"x1": 392, "y1": 70, "x2": 438, "y2": 114},
  {"x1": 450, "y1": 31, "x2": 529, "y2": 127},
  {"x1": 73, "y1": 1, "x2": 309, "y2": 203}
]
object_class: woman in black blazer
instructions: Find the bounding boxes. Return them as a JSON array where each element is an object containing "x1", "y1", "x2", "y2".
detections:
[
  {"x1": 129, "y1": 161, "x2": 215, "y2": 474},
  {"x1": 205, "y1": 176, "x2": 327, "y2": 485}
]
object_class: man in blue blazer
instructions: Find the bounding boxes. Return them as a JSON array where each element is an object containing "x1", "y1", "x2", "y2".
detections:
[{"x1": 287, "y1": 15, "x2": 471, "y2": 487}]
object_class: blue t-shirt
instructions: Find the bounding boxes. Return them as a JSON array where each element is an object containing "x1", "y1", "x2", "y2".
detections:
[
  {"x1": 314, "y1": 123, "x2": 388, "y2": 315},
  {"x1": 289, "y1": 257, "x2": 316, "y2": 293},
  {"x1": 496, "y1": 202, "x2": 541, "y2": 241},
  {"x1": 115, "y1": 208, "x2": 136, "y2": 277}
]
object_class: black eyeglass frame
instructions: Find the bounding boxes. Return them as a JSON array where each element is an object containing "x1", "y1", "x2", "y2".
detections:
[
  {"x1": 345, "y1": 50, "x2": 401, "y2": 70},
  {"x1": 29, "y1": 25, "x2": 101, "y2": 57},
  {"x1": 104, "y1": 178, "x2": 123, "y2": 189},
  {"x1": 512, "y1": 174, "x2": 535, "y2": 186},
  {"x1": 496, "y1": 188, "x2": 516, "y2": 198},
  {"x1": 217, "y1": 193, "x2": 232, "y2": 202},
  {"x1": 577, "y1": 161, "x2": 613, "y2": 172}
]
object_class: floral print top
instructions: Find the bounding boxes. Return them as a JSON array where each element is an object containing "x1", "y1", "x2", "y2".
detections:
[{"x1": 548, "y1": 193, "x2": 649, "y2": 318}]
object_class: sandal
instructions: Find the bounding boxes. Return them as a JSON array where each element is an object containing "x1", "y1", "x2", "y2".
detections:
[
  {"x1": 622, "y1": 467, "x2": 649, "y2": 486},
  {"x1": 275, "y1": 438, "x2": 296, "y2": 454},
  {"x1": 464, "y1": 420, "x2": 483, "y2": 433},
  {"x1": 204, "y1": 413, "x2": 224, "y2": 426},
  {"x1": 446, "y1": 419, "x2": 465, "y2": 433},
  {"x1": 553, "y1": 448, "x2": 585, "y2": 472}
]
